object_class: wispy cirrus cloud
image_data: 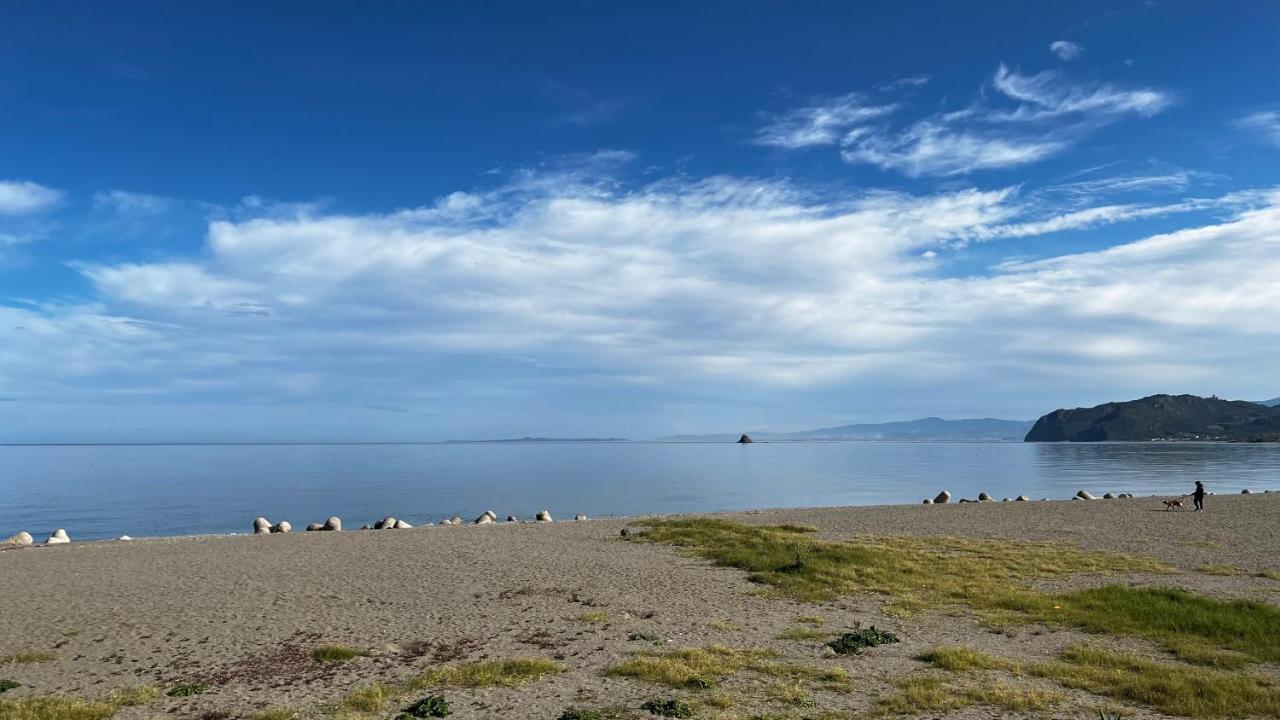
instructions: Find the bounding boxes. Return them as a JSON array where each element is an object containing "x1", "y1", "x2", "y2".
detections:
[
  {"x1": 1234, "y1": 110, "x2": 1280, "y2": 148},
  {"x1": 1049, "y1": 40, "x2": 1084, "y2": 61},
  {"x1": 0, "y1": 180, "x2": 64, "y2": 215},
  {"x1": 754, "y1": 92, "x2": 897, "y2": 149},
  {"x1": 762, "y1": 65, "x2": 1173, "y2": 177}
]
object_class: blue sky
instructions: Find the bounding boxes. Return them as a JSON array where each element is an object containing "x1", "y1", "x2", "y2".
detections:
[{"x1": 2, "y1": 1, "x2": 1280, "y2": 441}]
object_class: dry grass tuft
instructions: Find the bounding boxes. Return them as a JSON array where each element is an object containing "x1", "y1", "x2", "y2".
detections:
[
  {"x1": 607, "y1": 646, "x2": 776, "y2": 689},
  {"x1": 311, "y1": 644, "x2": 366, "y2": 663},
  {"x1": 1029, "y1": 644, "x2": 1280, "y2": 718},
  {"x1": 105, "y1": 686, "x2": 159, "y2": 706},
  {"x1": 0, "y1": 697, "x2": 117, "y2": 720},
  {"x1": 0, "y1": 652, "x2": 56, "y2": 665},
  {"x1": 1196, "y1": 564, "x2": 1237, "y2": 576}
]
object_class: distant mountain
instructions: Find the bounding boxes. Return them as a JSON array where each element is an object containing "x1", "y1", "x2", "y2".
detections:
[
  {"x1": 445, "y1": 437, "x2": 629, "y2": 443},
  {"x1": 658, "y1": 417, "x2": 1033, "y2": 442},
  {"x1": 1255, "y1": 397, "x2": 1280, "y2": 407},
  {"x1": 1025, "y1": 394, "x2": 1280, "y2": 442}
]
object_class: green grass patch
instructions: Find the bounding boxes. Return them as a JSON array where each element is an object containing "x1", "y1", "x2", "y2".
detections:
[
  {"x1": 417, "y1": 658, "x2": 563, "y2": 687},
  {"x1": 1196, "y1": 564, "x2": 1237, "y2": 576},
  {"x1": 635, "y1": 519, "x2": 1279, "y2": 667},
  {"x1": 164, "y1": 682, "x2": 207, "y2": 697},
  {"x1": 796, "y1": 615, "x2": 824, "y2": 626},
  {"x1": 1029, "y1": 645, "x2": 1280, "y2": 718},
  {"x1": 557, "y1": 709, "x2": 605, "y2": 720},
  {"x1": 995, "y1": 585, "x2": 1280, "y2": 666},
  {"x1": 919, "y1": 646, "x2": 1017, "y2": 672},
  {"x1": 607, "y1": 646, "x2": 777, "y2": 689},
  {"x1": 632, "y1": 518, "x2": 1165, "y2": 605},
  {"x1": 0, "y1": 652, "x2": 55, "y2": 665},
  {"x1": 0, "y1": 680, "x2": 19, "y2": 694},
  {"x1": 0, "y1": 697, "x2": 118, "y2": 720},
  {"x1": 776, "y1": 627, "x2": 827, "y2": 641},
  {"x1": 1256, "y1": 568, "x2": 1280, "y2": 581},
  {"x1": 105, "y1": 686, "x2": 159, "y2": 706},
  {"x1": 311, "y1": 644, "x2": 366, "y2": 663},
  {"x1": 875, "y1": 674, "x2": 1061, "y2": 716},
  {"x1": 336, "y1": 656, "x2": 563, "y2": 716},
  {"x1": 707, "y1": 619, "x2": 741, "y2": 631},
  {"x1": 576, "y1": 611, "x2": 608, "y2": 624}
]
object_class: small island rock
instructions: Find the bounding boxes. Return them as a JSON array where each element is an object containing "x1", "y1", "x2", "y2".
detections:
[{"x1": 736, "y1": 433, "x2": 753, "y2": 444}]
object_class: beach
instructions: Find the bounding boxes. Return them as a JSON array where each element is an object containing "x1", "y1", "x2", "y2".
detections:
[{"x1": 2, "y1": 494, "x2": 1278, "y2": 719}]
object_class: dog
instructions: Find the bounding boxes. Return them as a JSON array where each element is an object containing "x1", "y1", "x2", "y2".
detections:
[{"x1": 1163, "y1": 497, "x2": 1186, "y2": 511}]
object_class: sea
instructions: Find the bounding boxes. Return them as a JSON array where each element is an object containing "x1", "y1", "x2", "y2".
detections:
[{"x1": 2, "y1": 441, "x2": 1279, "y2": 541}]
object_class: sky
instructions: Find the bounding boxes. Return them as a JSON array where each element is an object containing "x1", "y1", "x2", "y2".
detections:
[{"x1": 2, "y1": 1, "x2": 1280, "y2": 442}]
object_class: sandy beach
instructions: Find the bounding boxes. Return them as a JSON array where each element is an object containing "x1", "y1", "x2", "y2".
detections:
[{"x1": 2, "y1": 494, "x2": 1278, "y2": 720}]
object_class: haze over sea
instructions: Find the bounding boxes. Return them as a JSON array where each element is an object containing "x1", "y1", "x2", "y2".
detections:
[{"x1": 4, "y1": 441, "x2": 1279, "y2": 541}]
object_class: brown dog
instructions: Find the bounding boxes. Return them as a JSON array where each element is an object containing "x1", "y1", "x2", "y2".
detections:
[{"x1": 1163, "y1": 498, "x2": 1185, "y2": 511}]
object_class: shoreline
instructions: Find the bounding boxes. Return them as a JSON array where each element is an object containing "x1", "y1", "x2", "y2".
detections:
[{"x1": 4, "y1": 488, "x2": 1278, "y2": 547}]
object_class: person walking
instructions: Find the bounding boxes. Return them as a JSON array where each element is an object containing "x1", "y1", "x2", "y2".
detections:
[{"x1": 1192, "y1": 480, "x2": 1206, "y2": 512}]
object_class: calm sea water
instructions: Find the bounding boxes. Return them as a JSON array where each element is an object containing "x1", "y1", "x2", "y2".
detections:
[{"x1": 2, "y1": 442, "x2": 1279, "y2": 541}]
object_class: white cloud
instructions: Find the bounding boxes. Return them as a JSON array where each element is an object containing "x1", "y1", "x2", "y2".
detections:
[
  {"x1": 0, "y1": 169, "x2": 1268, "y2": 416},
  {"x1": 755, "y1": 93, "x2": 897, "y2": 149},
  {"x1": 763, "y1": 65, "x2": 1172, "y2": 177},
  {"x1": 1049, "y1": 40, "x2": 1084, "y2": 61},
  {"x1": 93, "y1": 190, "x2": 173, "y2": 215},
  {"x1": 879, "y1": 75, "x2": 931, "y2": 91},
  {"x1": 1234, "y1": 110, "x2": 1280, "y2": 148},
  {"x1": 990, "y1": 64, "x2": 1172, "y2": 120},
  {"x1": 0, "y1": 180, "x2": 63, "y2": 215},
  {"x1": 841, "y1": 120, "x2": 1067, "y2": 177}
]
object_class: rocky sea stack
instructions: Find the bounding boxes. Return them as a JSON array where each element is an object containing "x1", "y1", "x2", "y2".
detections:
[{"x1": 736, "y1": 433, "x2": 754, "y2": 444}]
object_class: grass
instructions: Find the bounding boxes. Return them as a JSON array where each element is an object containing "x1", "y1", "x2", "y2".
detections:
[
  {"x1": 1197, "y1": 564, "x2": 1237, "y2": 576},
  {"x1": 826, "y1": 627, "x2": 898, "y2": 655},
  {"x1": 1256, "y1": 568, "x2": 1280, "y2": 581},
  {"x1": 336, "y1": 657, "x2": 563, "y2": 717},
  {"x1": 576, "y1": 611, "x2": 608, "y2": 624},
  {"x1": 418, "y1": 658, "x2": 564, "y2": 687},
  {"x1": 918, "y1": 646, "x2": 1016, "y2": 672},
  {"x1": 165, "y1": 682, "x2": 207, "y2": 697},
  {"x1": 0, "y1": 697, "x2": 117, "y2": 720},
  {"x1": 795, "y1": 616, "x2": 824, "y2": 626},
  {"x1": 0, "y1": 680, "x2": 19, "y2": 694},
  {"x1": 707, "y1": 619, "x2": 742, "y2": 631},
  {"x1": 0, "y1": 652, "x2": 56, "y2": 665},
  {"x1": 311, "y1": 644, "x2": 367, "y2": 663},
  {"x1": 607, "y1": 646, "x2": 778, "y2": 689},
  {"x1": 875, "y1": 674, "x2": 1061, "y2": 716},
  {"x1": 632, "y1": 518, "x2": 1165, "y2": 606},
  {"x1": 994, "y1": 585, "x2": 1280, "y2": 666},
  {"x1": 558, "y1": 710, "x2": 605, "y2": 720},
  {"x1": 776, "y1": 627, "x2": 827, "y2": 641},
  {"x1": 400, "y1": 695, "x2": 451, "y2": 718},
  {"x1": 105, "y1": 686, "x2": 159, "y2": 706},
  {"x1": 635, "y1": 519, "x2": 1280, "y2": 667},
  {"x1": 762, "y1": 682, "x2": 816, "y2": 708},
  {"x1": 1029, "y1": 644, "x2": 1280, "y2": 718}
]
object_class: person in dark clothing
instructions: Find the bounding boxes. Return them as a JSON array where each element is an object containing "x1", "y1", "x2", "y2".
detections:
[{"x1": 1192, "y1": 481, "x2": 1206, "y2": 512}]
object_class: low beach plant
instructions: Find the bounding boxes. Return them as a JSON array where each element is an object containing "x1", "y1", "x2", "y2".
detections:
[
  {"x1": 165, "y1": 682, "x2": 208, "y2": 697},
  {"x1": 557, "y1": 709, "x2": 604, "y2": 720},
  {"x1": 576, "y1": 611, "x2": 608, "y2": 624},
  {"x1": 1255, "y1": 568, "x2": 1280, "y2": 581},
  {"x1": 311, "y1": 644, "x2": 367, "y2": 663},
  {"x1": 398, "y1": 694, "x2": 451, "y2": 718},
  {"x1": 1029, "y1": 644, "x2": 1280, "y2": 718},
  {"x1": 826, "y1": 627, "x2": 898, "y2": 655},
  {"x1": 0, "y1": 652, "x2": 56, "y2": 665},
  {"x1": 0, "y1": 679, "x2": 18, "y2": 693},
  {"x1": 640, "y1": 698, "x2": 695, "y2": 717},
  {"x1": 628, "y1": 631, "x2": 661, "y2": 643},
  {"x1": 0, "y1": 696, "x2": 118, "y2": 720},
  {"x1": 918, "y1": 646, "x2": 1016, "y2": 672}
]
